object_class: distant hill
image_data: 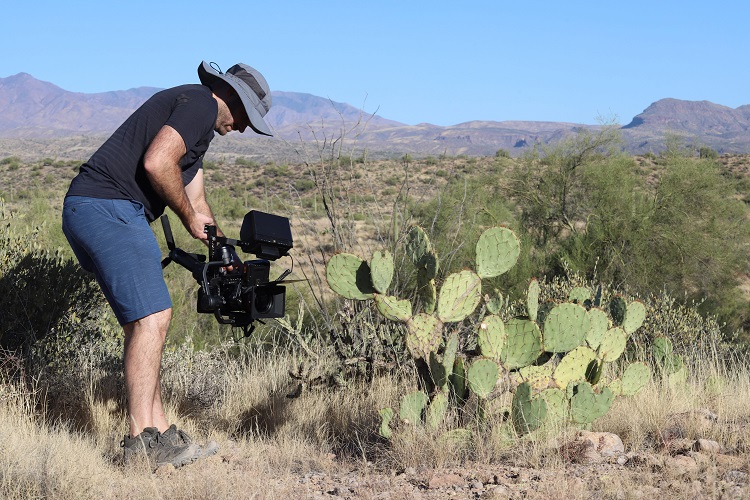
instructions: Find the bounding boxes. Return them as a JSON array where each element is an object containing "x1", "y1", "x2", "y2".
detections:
[{"x1": 1, "y1": 72, "x2": 749, "y2": 158}]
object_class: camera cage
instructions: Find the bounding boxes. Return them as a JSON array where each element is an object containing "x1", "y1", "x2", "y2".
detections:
[{"x1": 160, "y1": 210, "x2": 296, "y2": 336}]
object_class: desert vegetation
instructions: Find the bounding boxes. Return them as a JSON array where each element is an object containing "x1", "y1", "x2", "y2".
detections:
[{"x1": 1, "y1": 128, "x2": 749, "y2": 498}]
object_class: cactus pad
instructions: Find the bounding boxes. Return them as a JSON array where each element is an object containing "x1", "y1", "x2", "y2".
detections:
[
  {"x1": 622, "y1": 300, "x2": 647, "y2": 334},
  {"x1": 399, "y1": 390, "x2": 428, "y2": 425},
  {"x1": 620, "y1": 362, "x2": 650, "y2": 396},
  {"x1": 326, "y1": 253, "x2": 376, "y2": 300},
  {"x1": 451, "y1": 356, "x2": 469, "y2": 402},
  {"x1": 437, "y1": 270, "x2": 482, "y2": 323},
  {"x1": 570, "y1": 382, "x2": 614, "y2": 425},
  {"x1": 543, "y1": 303, "x2": 590, "y2": 353},
  {"x1": 502, "y1": 319, "x2": 543, "y2": 369},
  {"x1": 568, "y1": 286, "x2": 591, "y2": 304},
  {"x1": 518, "y1": 363, "x2": 554, "y2": 391},
  {"x1": 467, "y1": 358, "x2": 499, "y2": 399},
  {"x1": 585, "y1": 308, "x2": 610, "y2": 350},
  {"x1": 370, "y1": 250, "x2": 394, "y2": 294},
  {"x1": 540, "y1": 388, "x2": 567, "y2": 426},
  {"x1": 378, "y1": 407, "x2": 394, "y2": 438},
  {"x1": 485, "y1": 289, "x2": 504, "y2": 315},
  {"x1": 419, "y1": 278, "x2": 437, "y2": 314},
  {"x1": 477, "y1": 314, "x2": 506, "y2": 361},
  {"x1": 406, "y1": 313, "x2": 443, "y2": 360},
  {"x1": 609, "y1": 296, "x2": 627, "y2": 326},
  {"x1": 374, "y1": 294, "x2": 413, "y2": 322},
  {"x1": 553, "y1": 345, "x2": 597, "y2": 390},
  {"x1": 429, "y1": 350, "x2": 450, "y2": 390},
  {"x1": 597, "y1": 327, "x2": 627, "y2": 362},
  {"x1": 527, "y1": 279, "x2": 540, "y2": 322},
  {"x1": 475, "y1": 227, "x2": 521, "y2": 278},
  {"x1": 511, "y1": 382, "x2": 548, "y2": 434},
  {"x1": 405, "y1": 225, "x2": 433, "y2": 266},
  {"x1": 416, "y1": 251, "x2": 439, "y2": 283},
  {"x1": 426, "y1": 392, "x2": 450, "y2": 429}
]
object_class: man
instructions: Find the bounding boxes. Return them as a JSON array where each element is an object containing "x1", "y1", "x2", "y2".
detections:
[{"x1": 62, "y1": 61, "x2": 272, "y2": 467}]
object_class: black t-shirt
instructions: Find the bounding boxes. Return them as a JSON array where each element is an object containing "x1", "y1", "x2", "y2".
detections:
[{"x1": 66, "y1": 84, "x2": 217, "y2": 222}]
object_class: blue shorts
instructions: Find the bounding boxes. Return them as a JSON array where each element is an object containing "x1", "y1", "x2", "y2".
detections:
[{"x1": 62, "y1": 196, "x2": 172, "y2": 325}]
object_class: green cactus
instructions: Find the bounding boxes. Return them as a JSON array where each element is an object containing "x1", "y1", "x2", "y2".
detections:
[
  {"x1": 540, "y1": 388, "x2": 567, "y2": 426},
  {"x1": 467, "y1": 358, "x2": 499, "y2": 399},
  {"x1": 511, "y1": 382, "x2": 548, "y2": 434},
  {"x1": 429, "y1": 333, "x2": 457, "y2": 391},
  {"x1": 475, "y1": 226, "x2": 521, "y2": 278},
  {"x1": 437, "y1": 270, "x2": 482, "y2": 323},
  {"x1": 406, "y1": 313, "x2": 443, "y2": 360},
  {"x1": 451, "y1": 356, "x2": 469, "y2": 402},
  {"x1": 518, "y1": 363, "x2": 554, "y2": 391},
  {"x1": 418, "y1": 276, "x2": 438, "y2": 314},
  {"x1": 652, "y1": 337, "x2": 684, "y2": 374},
  {"x1": 325, "y1": 253, "x2": 376, "y2": 300},
  {"x1": 527, "y1": 279, "x2": 540, "y2": 322},
  {"x1": 553, "y1": 345, "x2": 597, "y2": 390},
  {"x1": 400, "y1": 390, "x2": 429, "y2": 425},
  {"x1": 379, "y1": 407, "x2": 394, "y2": 438},
  {"x1": 405, "y1": 225, "x2": 433, "y2": 267},
  {"x1": 370, "y1": 250, "x2": 394, "y2": 294},
  {"x1": 543, "y1": 303, "x2": 590, "y2": 353},
  {"x1": 622, "y1": 300, "x2": 647, "y2": 334},
  {"x1": 477, "y1": 314, "x2": 505, "y2": 361},
  {"x1": 485, "y1": 289, "x2": 504, "y2": 315},
  {"x1": 620, "y1": 362, "x2": 651, "y2": 396},
  {"x1": 585, "y1": 308, "x2": 610, "y2": 350},
  {"x1": 502, "y1": 319, "x2": 543, "y2": 369},
  {"x1": 426, "y1": 392, "x2": 450, "y2": 429},
  {"x1": 570, "y1": 382, "x2": 614, "y2": 425},
  {"x1": 609, "y1": 295, "x2": 627, "y2": 326},
  {"x1": 374, "y1": 294, "x2": 413, "y2": 322},
  {"x1": 597, "y1": 327, "x2": 627, "y2": 362},
  {"x1": 568, "y1": 286, "x2": 591, "y2": 304}
]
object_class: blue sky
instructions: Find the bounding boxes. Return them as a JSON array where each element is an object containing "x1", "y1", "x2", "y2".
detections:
[{"x1": 2, "y1": 1, "x2": 747, "y2": 126}]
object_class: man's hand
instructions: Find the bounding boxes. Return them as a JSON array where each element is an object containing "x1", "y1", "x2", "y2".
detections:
[{"x1": 186, "y1": 211, "x2": 216, "y2": 242}]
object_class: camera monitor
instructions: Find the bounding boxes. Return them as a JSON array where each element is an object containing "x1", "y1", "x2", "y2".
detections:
[{"x1": 239, "y1": 210, "x2": 293, "y2": 260}]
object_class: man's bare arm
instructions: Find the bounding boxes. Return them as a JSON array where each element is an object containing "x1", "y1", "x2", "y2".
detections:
[
  {"x1": 185, "y1": 168, "x2": 224, "y2": 236},
  {"x1": 143, "y1": 125, "x2": 213, "y2": 241}
]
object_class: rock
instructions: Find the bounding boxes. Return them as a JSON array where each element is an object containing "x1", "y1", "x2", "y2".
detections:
[
  {"x1": 667, "y1": 455, "x2": 699, "y2": 478},
  {"x1": 428, "y1": 472, "x2": 465, "y2": 490},
  {"x1": 692, "y1": 438, "x2": 722, "y2": 454},
  {"x1": 724, "y1": 470, "x2": 749, "y2": 485},
  {"x1": 577, "y1": 431, "x2": 625, "y2": 456}
]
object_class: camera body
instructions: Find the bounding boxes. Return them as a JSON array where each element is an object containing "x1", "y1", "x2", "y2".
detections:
[{"x1": 161, "y1": 210, "x2": 293, "y2": 334}]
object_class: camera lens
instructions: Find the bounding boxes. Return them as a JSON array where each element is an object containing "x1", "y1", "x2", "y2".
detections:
[{"x1": 254, "y1": 292, "x2": 273, "y2": 314}]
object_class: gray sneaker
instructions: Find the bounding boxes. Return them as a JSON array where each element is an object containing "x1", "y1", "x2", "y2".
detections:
[
  {"x1": 162, "y1": 424, "x2": 220, "y2": 457},
  {"x1": 122, "y1": 427, "x2": 202, "y2": 468}
]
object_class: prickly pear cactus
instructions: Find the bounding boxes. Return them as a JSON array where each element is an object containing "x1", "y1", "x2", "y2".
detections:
[
  {"x1": 512, "y1": 382, "x2": 548, "y2": 434},
  {"x1": 475, "y1": 227, "x2": 521, "y2": 278},
  {"x1": 400, "y1": 390, "x2": 428, "y2": 425},
  {"x1": 325, "y1": 223, "x2": 654, "y2": 441},
  {"x1": 467, "y1": 358, "x2": 499, "y2": 399},
  {"x1": 326, "y1": 253, "x2": 376, "y2": 300},
  {"x1": 437, "y1": 270, "x2": 482, "y2": 323},
  {"x1": 370, "y1": 250, "x2": 394, "y2": 294},
  {"x1": 570, "y1": 382, "x2": 614, "y2": 425}
]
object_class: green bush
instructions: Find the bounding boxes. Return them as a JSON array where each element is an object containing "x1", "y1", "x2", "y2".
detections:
[{"x1": 0, "y1": 198, "x2": 119, "y2": 374}]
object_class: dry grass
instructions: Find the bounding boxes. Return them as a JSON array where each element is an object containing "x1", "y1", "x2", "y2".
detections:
[{"x1": 2, "y1": 343, "x2": 749, "y2": 499}]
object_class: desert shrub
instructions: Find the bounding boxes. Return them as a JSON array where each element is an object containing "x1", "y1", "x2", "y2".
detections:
[
  {"x1": 512, "y1": 129, "x2": 749, "y2": 337},
  {"x1": 0, "y1": 198, "x2": 119, "y2": 376},
  {"x1": 699, "y1": 146, "x2": 719, "y2": 159}
]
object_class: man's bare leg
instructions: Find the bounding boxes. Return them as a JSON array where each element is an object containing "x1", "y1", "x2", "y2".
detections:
[{"x1": 123, "y1": 308, "x2": 172, "y2": 437}]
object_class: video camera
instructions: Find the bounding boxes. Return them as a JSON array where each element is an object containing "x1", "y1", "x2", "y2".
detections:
[{"x1": 160, "y1": 210, "x2": 295, "y2": 336}]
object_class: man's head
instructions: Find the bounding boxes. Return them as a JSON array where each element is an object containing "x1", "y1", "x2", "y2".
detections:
[{"x1": 198, "y1": 61, "x2": 272, "y2": 136}]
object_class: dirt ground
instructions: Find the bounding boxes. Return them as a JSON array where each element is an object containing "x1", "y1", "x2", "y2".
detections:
[{"x1": 129, "y1": 442, "x2": 750, "y2": 499}]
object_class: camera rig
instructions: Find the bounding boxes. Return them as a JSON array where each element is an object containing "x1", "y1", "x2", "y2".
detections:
[{"x1": 160, "y1": 210, "x2": 297, "y2": 337}]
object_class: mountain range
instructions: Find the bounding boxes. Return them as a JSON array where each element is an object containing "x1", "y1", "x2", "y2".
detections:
[{"x1": 1, "y1": 72, "x2": 749, "y2": 160}]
